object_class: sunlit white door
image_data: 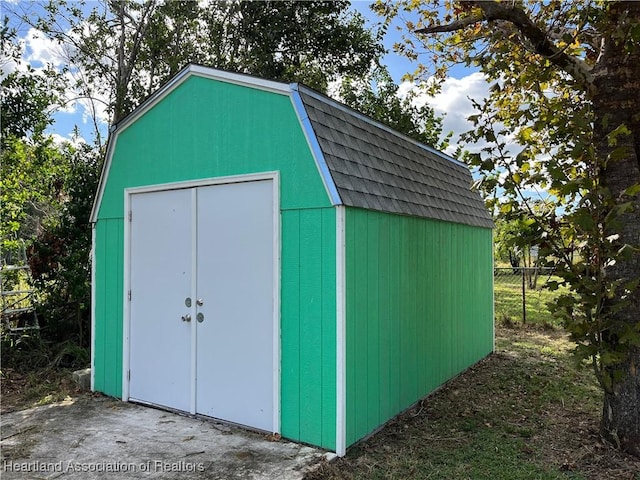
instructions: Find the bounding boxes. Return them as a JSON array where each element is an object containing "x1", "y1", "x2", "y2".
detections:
[
  {"x1": 129, "y1": 188, "x2": 192, "y2": 412},
  {"x1": 195, "y1": 180, "x2": 274, "y2": 431}
]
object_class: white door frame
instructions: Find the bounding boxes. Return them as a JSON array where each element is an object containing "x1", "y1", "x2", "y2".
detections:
[{"x1": 123, "y1": 171, "x2": 281, "y2": 433}]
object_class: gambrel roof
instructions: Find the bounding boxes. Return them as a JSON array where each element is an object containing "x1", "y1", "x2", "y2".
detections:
[{"x1": 91, "y1": 64, "x2": 493, "y2": 228}]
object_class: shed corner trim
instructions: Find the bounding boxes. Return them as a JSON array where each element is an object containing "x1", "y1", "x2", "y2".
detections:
[
  {"x1": 335, "y1": 205, "x2": 347, "y2": 456},
  {"x1": 90, "y1": 223, "x2": 96, "y2": 391}
]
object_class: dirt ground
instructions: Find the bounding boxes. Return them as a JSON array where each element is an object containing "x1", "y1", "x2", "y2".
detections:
[
  {"x1": 1, "y1": 367, "x2": 80, "y2": 414},
  {"x1": 306, "y1": 328, "x2": 640, "y2": 480}
]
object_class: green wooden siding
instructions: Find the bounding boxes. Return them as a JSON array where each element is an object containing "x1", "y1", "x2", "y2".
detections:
[
  {"x1": 345, "y1": 208, "x2": 494, "y2": 446},
  {"x1": 93, "y1": 218, "x2": 124, "y2": 396},
  {"x1": 93, "y1": 75, "x2": 336, "y2": 449},
  {"x1": 281, "y1": 208, "x2": 336, "y2": 450}
]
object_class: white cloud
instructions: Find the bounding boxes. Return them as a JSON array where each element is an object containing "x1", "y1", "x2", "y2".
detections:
[
  {"x1": 8, "y1": 24, "x2": 112, "y2": 137},
  {"x1": 50, "y1": 132, "x2": 86, "y2": 148},
  {"x1": 77, "y1": 93, "x2": 110, "y2": 126},
  {"x1": 399, "y1": 72, "x2": 493, "y2": 155},
  {"x1": 423, "y1": 72, "x2": 488, "y2": 113},
  {"x1": 24, "y1": 27, "x2": 70, "y2": 68},
  {"x1": 326, "y1": 77, "x2": 343, "y2": 101},
  {"x1": 0, "y1": 55, "x2": 25, "y2": 77}
]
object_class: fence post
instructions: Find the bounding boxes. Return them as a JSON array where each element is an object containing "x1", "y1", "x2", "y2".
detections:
[{"x1": 522, "y1": 268, "x2": 527, "y2": 324}]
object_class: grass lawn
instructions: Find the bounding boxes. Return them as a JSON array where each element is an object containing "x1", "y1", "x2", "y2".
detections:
[
  {"x1": 307, "y1": 326, "x2": 640, "y2": 480},
  {"x1": 494, "y1": 271, "x2": 568, "y2": 327}
]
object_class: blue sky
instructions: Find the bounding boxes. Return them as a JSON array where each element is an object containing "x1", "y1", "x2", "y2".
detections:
[
  {"x1": 351, "y1": 1, "x2": 472, "y2": 80},
  {"x1": 2, "y1": 0, "x2": 491, "y2": 155},
  {"x1": 350, "y1": 2, "x2": 492, "y2": 154}
]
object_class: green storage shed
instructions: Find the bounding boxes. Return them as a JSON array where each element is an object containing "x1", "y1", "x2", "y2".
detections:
[{"x1": 90, "y1": 64, "x2": 494, "y2": 456}]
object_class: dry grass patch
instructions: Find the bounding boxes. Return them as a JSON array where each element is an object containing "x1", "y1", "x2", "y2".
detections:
[
  {"x1": 1, "y1": 367, "x2": 81, "y2": 414},
  {"x1": 307, "y1": 327, "x2": 640, "y2": 480}
]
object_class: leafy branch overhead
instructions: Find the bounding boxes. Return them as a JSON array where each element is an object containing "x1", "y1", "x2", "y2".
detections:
[
  {"x1": 23, "y1": 0, "x2": 384, "y2": 127},
  {"x1": 415, "y1": 1, "x2": 595, "y2": 94}
]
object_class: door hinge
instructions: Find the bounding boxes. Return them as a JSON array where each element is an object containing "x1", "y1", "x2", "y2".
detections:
[
  {"x1": 128, "y1": 211, "x2": 132, "y2": 222},
  {"x1": 128, "y1": 370, "x2": 131, "y2": 381},
  {"x1": 128, "y1": 290, "x2": 131, "y2": 301}
]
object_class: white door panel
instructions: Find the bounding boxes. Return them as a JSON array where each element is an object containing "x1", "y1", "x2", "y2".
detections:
[
  {"x1": 196, "y1": 181, "x2": 274, "y2": 431},
  {"x1": 129, "y1": 189, "x2": 192, "y2": 412}
]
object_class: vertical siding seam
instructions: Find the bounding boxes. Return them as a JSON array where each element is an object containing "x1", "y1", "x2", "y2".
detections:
[
  {"x1": 101, "y1": 224, "x2": 110, "y2": 392},
  {"x1": 297, "y1": 212, "x2": 302, "y2": 440},
  {"x1": 363, "y1": 212, "x2": 369, "y2": 432},
  {"x1": 491, "y1": 229, "x2": 496, "y2": 353},
  {"x1": 319, "y1": 211, "x2": 324, "y2": 445},
  {"x1": 372, "y1": 212, "x2": 380, "y2": 426}
]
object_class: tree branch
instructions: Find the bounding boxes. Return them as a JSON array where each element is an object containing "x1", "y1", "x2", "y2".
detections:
[
  {"x1": 416, "y1": 0, "x2": 595, "y2": 96},
  {"x1": 416, "y1": 14, "x2": 483, "y2": 34}
]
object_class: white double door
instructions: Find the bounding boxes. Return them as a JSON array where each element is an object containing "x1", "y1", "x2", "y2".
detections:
[{"x1": 128, "y1": 180, "x2": 275, "y2": 432}]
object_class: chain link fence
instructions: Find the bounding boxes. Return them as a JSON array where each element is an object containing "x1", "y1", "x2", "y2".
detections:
[{"x1": 494, "y1": 267, "x2": 559, "y2": 326}]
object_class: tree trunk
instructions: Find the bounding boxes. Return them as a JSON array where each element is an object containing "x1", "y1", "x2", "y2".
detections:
[{"x1": 592, "y1": 2, "x2": 640, "y2": 456}]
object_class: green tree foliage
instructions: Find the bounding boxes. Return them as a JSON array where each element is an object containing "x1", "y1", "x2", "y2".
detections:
[
  {"x1": 375, "y1": 0, "x2": 640, "y2": 455},
  {"x1": 1, "y1": 20, "x2": 97, "y2": 353},
  {"x1": 494, "y1": 217, "x2": 529, "y2": 269},
  {"x1": 22, "y1": 0, "x2": 383, "y2": 126},
  {"x1": 1, "y1": 69, "x2": 61, "y2": 139},
  {"x1": 28, "y1": 144, "x2": 100, "y2": 348},
  {"x1": 0, "y1": 27, "x2": 68, "y2": 253},
  {"x1": 493, "y1": 211, "x2": 547, "y2": 289},
  {"x1": 0, "y1": 136, "x2": 70, "y2": 248},
  {"x1": 339, "y1": 65, "x2": 452, "y2": 149},
  {"x1": 1, "y1": 133, "x2": 98, "y2": 351}
]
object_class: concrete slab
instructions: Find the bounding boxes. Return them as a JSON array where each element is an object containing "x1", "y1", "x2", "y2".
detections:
[{"x1": 1, "y1": 395, "x2": 327, "y2": 479}]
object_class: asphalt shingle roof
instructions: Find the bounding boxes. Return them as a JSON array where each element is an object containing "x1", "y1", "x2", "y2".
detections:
[
  {"x1": 91, "y1": 64, "x2": 495, "y2": 228},
  {"x1": 298, "y1": 87, "x2": 494, "y2": 229}
]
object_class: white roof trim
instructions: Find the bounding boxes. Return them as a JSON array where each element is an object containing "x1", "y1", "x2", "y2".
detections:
[
  {"x1": 289, "y1": 84, "x2": 342, "y2": 206},
  {"x1": 90, "y1": 65, "x2": 290, "y2": 223},
  {"x1": 89, "y1": 126, "x2": 116, "y2": 223},
  {"x1": 189, "y1": 64, "x2": 290, "y2": 95}
]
